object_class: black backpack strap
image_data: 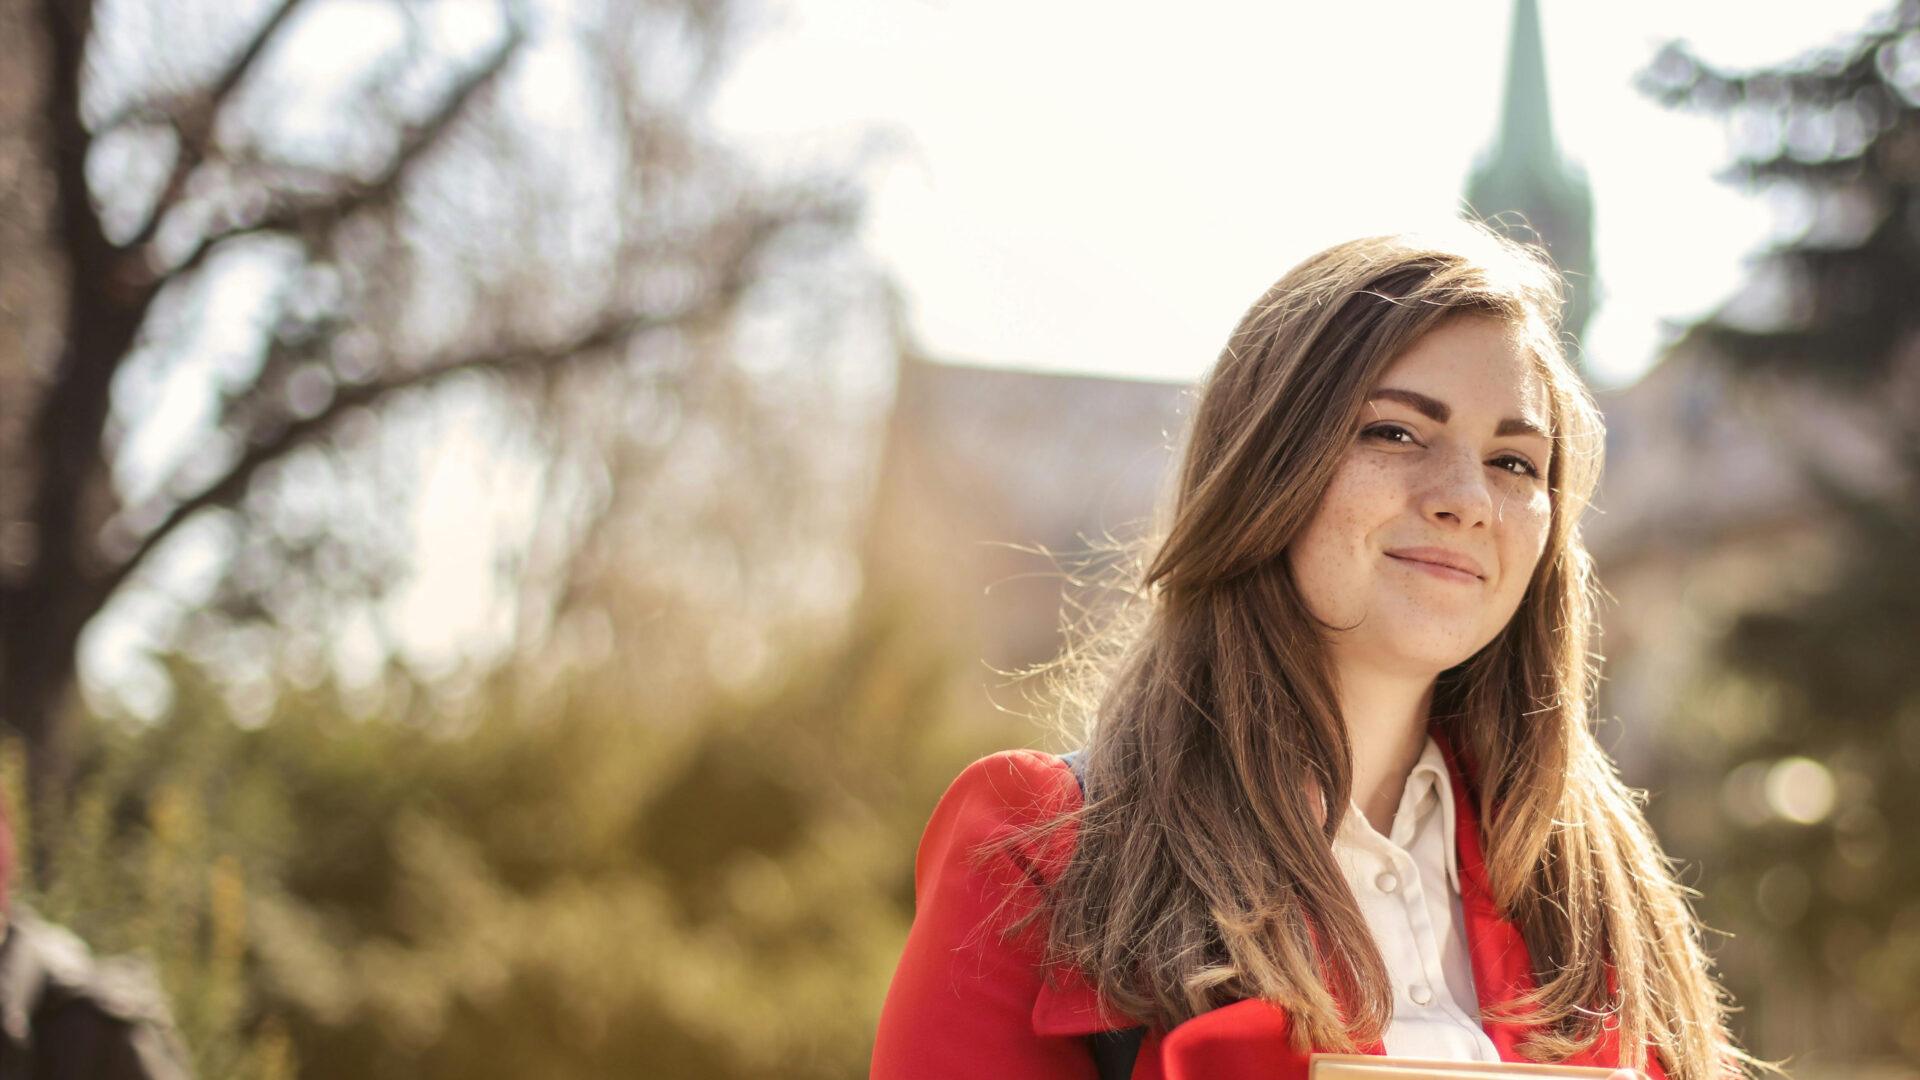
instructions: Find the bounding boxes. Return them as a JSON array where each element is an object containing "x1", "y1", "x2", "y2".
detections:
[
  {"x1": 1055, "y1": 750, "x2": 1146, "y2": 1080},
  {"x1": 1089, "y1": 1027, "x2": 1145, "y2": 1080}
]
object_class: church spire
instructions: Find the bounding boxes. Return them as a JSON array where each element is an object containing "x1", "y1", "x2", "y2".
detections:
[
  {"x1": 1497, "y1": 0, "x2": 1557, "y2": 163},
  {"x1": 1466, "y1": 0, "x2": 1596, "y2": 366}
]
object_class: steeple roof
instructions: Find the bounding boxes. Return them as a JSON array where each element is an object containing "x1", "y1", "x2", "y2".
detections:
[
  {"x1": 1494, "y1": 0, "x2": 1559, "y2": 171},
  {"x1": 1465, "y1": 0, "x2": 1597, "y2": 363}
]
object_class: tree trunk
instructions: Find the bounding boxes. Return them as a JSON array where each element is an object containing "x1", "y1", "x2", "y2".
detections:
[{"x1": 0, "y1": 0, "x2": 147, "y2": 827}]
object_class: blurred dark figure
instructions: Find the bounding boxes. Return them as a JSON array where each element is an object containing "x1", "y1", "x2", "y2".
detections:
[{"x1": 0, "y1": 811, "x2": 190, "y2": 1079}]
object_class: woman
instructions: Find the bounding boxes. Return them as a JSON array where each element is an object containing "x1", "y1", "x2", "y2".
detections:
[{"x1": 870, "y1": 226, "x2": 1754, "y2": 1080}]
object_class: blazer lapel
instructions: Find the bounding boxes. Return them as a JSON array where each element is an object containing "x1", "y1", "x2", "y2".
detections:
[{"x1": 1436, "y1": 735, "x2": 1548, "y2": 1062}]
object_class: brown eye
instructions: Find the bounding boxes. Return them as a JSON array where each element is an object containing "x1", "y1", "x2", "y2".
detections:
[
  {"x1": 1492, "y1": 454, "x2": 1541, "y2": 478},
  {"x1": 1362, "y1": 423, "x2": 1417, "y2": 445}
]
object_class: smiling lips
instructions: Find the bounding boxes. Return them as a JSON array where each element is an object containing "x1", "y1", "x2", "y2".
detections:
[{"x1": 1385, "y1": 546, "x2": 1486, "y2": 583}]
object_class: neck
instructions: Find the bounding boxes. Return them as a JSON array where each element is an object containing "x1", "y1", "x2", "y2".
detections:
[{"x1": 1333, "y1": 660, "x2": 1436, "y2": 835}]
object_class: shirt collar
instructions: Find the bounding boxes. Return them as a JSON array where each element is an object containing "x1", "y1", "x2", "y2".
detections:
[
  {"x1": 1332, "y1": 735, "x2": 1464, "y2": 895},
  {"x1": 1407, "y1": 734, "x2": 1462, "y2": 894}
]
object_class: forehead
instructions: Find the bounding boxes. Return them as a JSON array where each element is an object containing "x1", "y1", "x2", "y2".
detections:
[{"x1": 1374, "y1": 315, "x2": 1550, "y2": 424}]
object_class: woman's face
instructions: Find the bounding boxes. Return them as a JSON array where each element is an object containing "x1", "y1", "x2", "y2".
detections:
[{"x1": 1285, "y1": 315, "x2": 1555, "y2": 679}]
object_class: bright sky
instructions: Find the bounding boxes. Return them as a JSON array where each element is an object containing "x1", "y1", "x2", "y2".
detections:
[{"x1": 710, "y1": 0, "x2": 1892, "y2": 389}]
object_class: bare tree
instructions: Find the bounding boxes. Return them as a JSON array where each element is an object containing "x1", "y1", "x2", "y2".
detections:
[{"x1": 0, "y1": 0, "x2": 872, "y2": 810}]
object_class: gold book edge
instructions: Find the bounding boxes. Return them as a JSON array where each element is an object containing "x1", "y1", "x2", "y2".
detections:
[{"x1": 1309, "y1": 1054, "x2": 1619, "y2": 1080}]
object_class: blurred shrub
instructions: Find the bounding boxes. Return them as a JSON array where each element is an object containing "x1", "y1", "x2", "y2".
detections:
[
  {"x1": 4, "y1": 673, "x2": 295, "y2": 1080},
  {"x1": 15, "y1": 595, "x2": 1018, "y2": 1078}
]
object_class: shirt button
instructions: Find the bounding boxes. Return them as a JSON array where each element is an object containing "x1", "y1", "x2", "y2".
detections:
[
  {"x1": 1408, "y1": 984, "x2": 1433, "y2": 1006},
  {"x1": 1375, "y1": 871, "x2": 1400, "y2": 893}
]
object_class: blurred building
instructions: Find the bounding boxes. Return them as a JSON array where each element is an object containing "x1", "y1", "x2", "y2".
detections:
[
  {"x1": 861, "y1": 351, "x2": 1189, "y2": 688},
  {"x1": 1584, "y1": 357, "x2": 1898, "y2": 776},
  {"x1": 858, "y1": 333, "x2": 1875, "y2": 771}
]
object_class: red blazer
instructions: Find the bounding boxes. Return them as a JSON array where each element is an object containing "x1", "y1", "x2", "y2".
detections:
[{"x1": 871, "y1": 743, "x2": 1672, "y2": 1080}]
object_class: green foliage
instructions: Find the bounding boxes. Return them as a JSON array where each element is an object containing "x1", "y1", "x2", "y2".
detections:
[{"x1": 18, "y1": 596, "x2": 1020, "y2": 1078}]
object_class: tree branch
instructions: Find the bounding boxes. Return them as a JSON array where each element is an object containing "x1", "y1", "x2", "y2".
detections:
[
  {"x1": 87, "y1": 291, "x2": 716, "y2": 617},
  {"x1": 91, "y1": 172, "x2": 838, "y2": 617},
  {"x1": 122, "y1": 0, "x2": 310, "y2": 251},
  {"x1": 156, "y1": 13, "x2": 524, "y2": 282}
]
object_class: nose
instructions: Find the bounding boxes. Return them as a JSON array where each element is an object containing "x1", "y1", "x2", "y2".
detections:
[{"x1": 1418, "y1": 444, "x2": 1495, "y2": 529}]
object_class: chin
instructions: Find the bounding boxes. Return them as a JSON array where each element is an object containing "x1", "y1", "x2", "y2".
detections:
[{"x1": 1376, "y1": 631, "x2": 1484, "y2": 677}]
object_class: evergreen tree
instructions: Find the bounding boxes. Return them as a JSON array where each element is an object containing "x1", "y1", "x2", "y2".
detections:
[{"x1": 1638, "y1": 3, "x2": 1920, "y2": 1065}]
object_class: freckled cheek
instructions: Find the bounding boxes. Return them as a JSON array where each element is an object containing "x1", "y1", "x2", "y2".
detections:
[
  {"x1": 1290, "y1": 464, "x2": 1390, "y2": 602},
  {"x1": 1321, "y1": 459, "x2": 1400, "y2": 524},
  {"x1": 1499, "y1": 498, "x2": 1554, "y2": 580}
]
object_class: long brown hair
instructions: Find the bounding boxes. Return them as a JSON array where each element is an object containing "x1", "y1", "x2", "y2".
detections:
[{"x1": 1007, "y1": 224, "x2": 1749, "y2": 1080}]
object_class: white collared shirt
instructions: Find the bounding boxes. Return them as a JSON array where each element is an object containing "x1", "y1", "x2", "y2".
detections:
[{"x1": 1331, "y1": 735, "x2": 1501, "y2": 1061}]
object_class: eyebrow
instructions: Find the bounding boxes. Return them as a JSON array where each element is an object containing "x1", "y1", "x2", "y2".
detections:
[{"x1": 1366, "y1": 387, "x2": 1550, "y2": 441}]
